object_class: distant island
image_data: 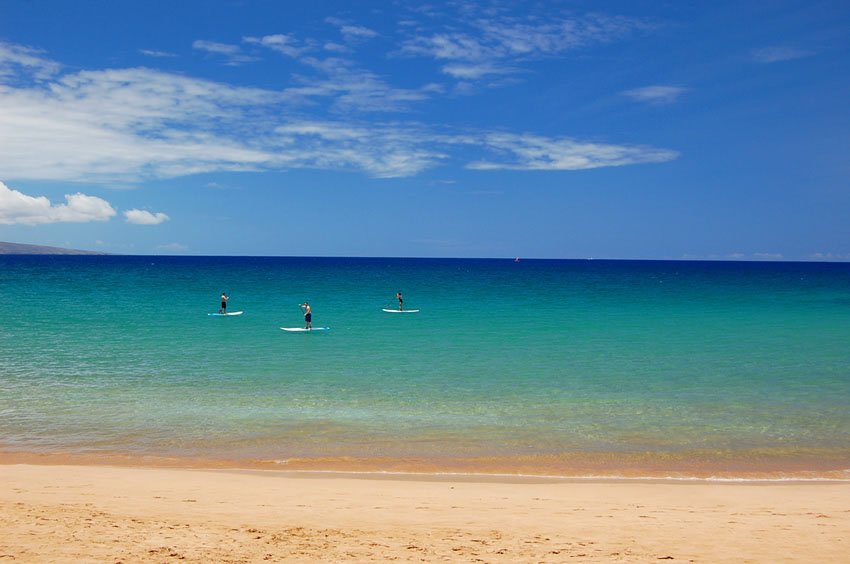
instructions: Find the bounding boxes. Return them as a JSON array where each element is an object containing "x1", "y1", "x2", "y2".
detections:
[{"x1": 0, "y1": 241, "x2": 106, "y2": 255}]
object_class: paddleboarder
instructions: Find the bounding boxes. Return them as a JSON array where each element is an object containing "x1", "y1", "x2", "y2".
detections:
[{"x1": 299, "y1": 302, "x2": 312, "y2": 329}]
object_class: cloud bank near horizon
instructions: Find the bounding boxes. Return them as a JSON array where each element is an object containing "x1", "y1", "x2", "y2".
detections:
[
  {"x1": 124, "y1": 209, "x2": 170, "y2": 225},
  {"x1": 0, "y1": 181, "x2": 116, "y2": 225},
  {"x1": 0, "y1": 181, "x2": 171, "y2": 227}
]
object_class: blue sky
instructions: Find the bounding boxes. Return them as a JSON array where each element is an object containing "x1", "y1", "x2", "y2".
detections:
[{"x1": 0, "y1": 0, "x2": 848, "y2": 259}]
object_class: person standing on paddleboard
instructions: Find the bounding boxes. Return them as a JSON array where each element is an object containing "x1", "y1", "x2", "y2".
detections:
[
  {"x1": 219, "y1": 292, "x2": 229, "y2": 314},
  {"x1": 300, "y1": 302, "x2": 312, "y2": 329},
  {"x1": 396, "y1": 291, "x2": 403, "y2": 311}
]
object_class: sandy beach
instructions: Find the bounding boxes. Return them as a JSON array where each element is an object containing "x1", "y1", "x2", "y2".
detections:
[{"x1": 1, "y1": 464, "x2": 847, "y2": 562}]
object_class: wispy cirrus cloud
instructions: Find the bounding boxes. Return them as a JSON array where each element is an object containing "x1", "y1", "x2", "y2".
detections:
[
  {"x1": 242, "y1": 31, "x2": 437, "y2": 113},
  {"x1": 341, "y1": 25, "x2": 379, "y2": 41},
  {"x1": 139, "y1": 49, "x2": 176, "y2": 58},
  {"x1": 0, "y1": 40, "x2": 678, "y2": 182},
  {"x1": 193, "y1": 40, "x2": 259, "y2": 65},
  {"x1": 466, "y1": 133, "x2": 679, "y2": 171},
  {"x1": 323, "y1": 41, "x2": 351, "y2": 54},
  {"x1": 0, "y1": 181, "x2": 116, "y2": 225},
  {"x1": 441, "y1": 62, "x2": 514, "y2": 79},
  {"x1": 0, "y1": 65, "x2": 281, "y2": 182},
  {"x1": 0, "y1": 41, "x2": 61, "y2": 82},
  {"x1": 273, "y1": 122, "x2": 677, "y2": 176},
  {"x1": 124, "y1": 209, "x2": 170, "y2": 225},
  {"x1": 283, "y1": 56, "x2": 443, "y2": 113},
  {"x1": 192, "y1": 40, "x2": 239, "y2": 55},
  {"x1": 325, "y1": 17, "x2": 379, "y2": 42},
  {"x1": 273, "y1": 120, "x2": 448, "y2": 177},
  {"x1": 623, "y1": 85, "x2": 687, "y2": 104},
  {"x1": 399, "y1": 13, "x2": 651, "y2": 80},
  {"x1": 750, "y1": 46, "x2": 814, "y2": 63},
  {"x1": 242, "y1": 34, "x2": 310, "y2": 58}
]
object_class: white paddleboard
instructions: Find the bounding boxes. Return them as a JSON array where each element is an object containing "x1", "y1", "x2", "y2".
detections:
[
  {"x1": 280, "y1": 327, "x2": 330, "y2": 332},
  {"x1": 382, "y1": 308, "x2": 420, "y2": 313},
  {"x1": 208, "y1": 311, "x2": 244, "y2": 316}
]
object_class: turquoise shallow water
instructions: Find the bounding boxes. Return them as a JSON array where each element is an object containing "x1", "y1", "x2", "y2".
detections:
[{"x1": 1, "y1": 256, "x2": 849, "y2": 477}]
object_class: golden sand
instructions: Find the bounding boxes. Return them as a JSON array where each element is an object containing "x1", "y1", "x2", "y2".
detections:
[{"x1": 1, "y1": 463, "x2": 847, "y2": 562}]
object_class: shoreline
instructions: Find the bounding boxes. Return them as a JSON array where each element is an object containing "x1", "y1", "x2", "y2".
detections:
[
  {"x1": 2, "y1": 463, "x2": 847, "y2": 562},
  {"x1": 3, "y1": 449, "x2": 848, "y2": 483}
]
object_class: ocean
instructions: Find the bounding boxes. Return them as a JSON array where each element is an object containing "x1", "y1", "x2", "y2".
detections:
[{"x1": 1, "y1": 255, "x2": 848, "y2": 479}]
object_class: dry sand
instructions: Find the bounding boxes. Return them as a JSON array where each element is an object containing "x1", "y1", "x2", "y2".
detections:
[{"x1": 1, "y1": 464, "x2": 847, "y2": 562}]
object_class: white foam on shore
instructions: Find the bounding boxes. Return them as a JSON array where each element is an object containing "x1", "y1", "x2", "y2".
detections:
[{"x1": 262, "y1": 462, "x2": 850, "y2": 483}]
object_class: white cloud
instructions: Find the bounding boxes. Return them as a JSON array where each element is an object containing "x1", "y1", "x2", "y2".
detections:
[
  {"x1": 340, "y1": 25, "x2": 379, "y2": 41},
  {"x1": 399, "y1": 13, "x2": 650, "y2": 80},
  {"x1": 272, "y1": 122, "x2": 678, "y2": 176},
  {"x1": 441, "y1": 62, "x2": 513, "y2": 79},
  {"x1": 124, "y1": 209, "x2": 170, "y2": 225},
  {"x1": 402, "y1": 32, "x2": 491, "y2": 62},
  {"x1": 243, "y1": 34, "x2": 308, "y2": 58},
  {"x1": 325, "y1": 17, "x2": 378, "y2": 42},
  {"x1": 193, "y1": 40, "x2": 239, "y2": 56},
  {"x1": 0, "y1": 39, "x2": 679, "y2": 182},
  {"x1": 0, "y1": 65, "x2": 281, "y2": 182},
  {"x1": 0, "y1": 181, "x2": 116, "y2": 225},
  {"x1": 623, "y1": 85, "x2": 686, "y2": 104},
  {"x1": 0, "y1": 41, "x2": 61, "y2": 82},
  {"x1": 273, "y1": 120, "x2": 447, "y2": 177},
  {"x1": 244, "y1": 32, "x2": 435, "y2": 113},
  {"x1": 281, "y1": 56, "x2": 441, "y2": 113},
  {"x1": 810, "y1": 252, "x2": 850, "y2": 261},
  {"x1": 139, "y1": 49, "x2": 176, "y2": 58},
  {"x1": 467, "y1": 133, "x2": 679, "y2": 171},
  {"x1": 193, "y1": 40, "x2": 258, "y2": 65},
  {"x1": 751, "y1": 46, "x2": 814, "y2": 64},
  {"x1": 323, "y1": 41, "x2": 351, "y2": 53}
]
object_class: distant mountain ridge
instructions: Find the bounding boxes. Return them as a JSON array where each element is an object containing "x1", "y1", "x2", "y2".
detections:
[{"x1": 0, "y1": 241, "x2": 106, "y2": 255}]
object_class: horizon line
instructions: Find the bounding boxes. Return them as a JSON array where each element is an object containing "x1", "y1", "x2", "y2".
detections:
[{"x1": 4, "y1": 252, "x2": 850, "y2": 264}]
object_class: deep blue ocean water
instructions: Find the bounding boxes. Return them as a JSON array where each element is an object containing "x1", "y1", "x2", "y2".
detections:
[{"x1": 1, "y1": 256, "x2": 849, "y2": 477}]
